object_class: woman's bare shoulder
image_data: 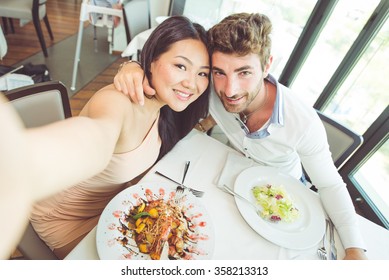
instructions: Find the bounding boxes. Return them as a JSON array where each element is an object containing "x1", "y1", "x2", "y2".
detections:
[
  {"x1": 94, "y1": 84, "x2": 133, "y2": 102},
  {"x1": 80, "y1": 84, "x2": 134, "y2": 116}
]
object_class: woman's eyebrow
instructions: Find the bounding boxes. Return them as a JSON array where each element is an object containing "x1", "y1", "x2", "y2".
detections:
[
  {"x1": 175, "y1": 55, "x2": 193, "y2": 64},
  {"x1": 175, "y1": 56, "x2": 210, "y2": 69}
]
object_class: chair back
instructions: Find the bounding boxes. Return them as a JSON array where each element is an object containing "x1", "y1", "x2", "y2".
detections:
[
  {"x1": 0, "y1": 0, "x2": 53, "y2": 57},
  {"x1": 5, "y1": 80, "x2": 71, "y2": 260},
  {"x1": 122, "y1": 0, "x2": 150, "y2": 44},
  {"x1": 5, "y1": 80, "x2": 71, "y2": 128},
  {"x1": 168, "y1": 0, "x2": 185, "y2": 16},
  {"x1": 317, "y1": 110, "x2": 363, "y2": 169},
  {"x1": 0, "y1": 0, "x2": 47, "y2": 17}
]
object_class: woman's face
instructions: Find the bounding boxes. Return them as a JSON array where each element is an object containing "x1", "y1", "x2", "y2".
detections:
[{"x1": 150, "y1": 38, "x2": 210, "y2": 111}]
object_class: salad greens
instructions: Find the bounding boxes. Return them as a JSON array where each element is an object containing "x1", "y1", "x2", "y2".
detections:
[{"x1": 252, "y1": 184, "x2": 299, "y2": 223}]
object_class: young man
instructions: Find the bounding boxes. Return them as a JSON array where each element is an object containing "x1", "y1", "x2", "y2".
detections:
[{"x1": 114, "y1": 13, "x2": 367, "y2": 260}]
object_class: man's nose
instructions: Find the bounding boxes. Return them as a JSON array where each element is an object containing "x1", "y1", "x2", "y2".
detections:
[{"x1": 224, "y1": 77, "x2": 237, "y2": 97}]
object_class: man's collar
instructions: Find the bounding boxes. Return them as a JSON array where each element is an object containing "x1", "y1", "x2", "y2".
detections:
[
  {"x1": 244, "y1": 74, "x2": 284, "y2": 138},
  {"x1": 266, "y1": 74, "x2": 284, "y2": 127}
]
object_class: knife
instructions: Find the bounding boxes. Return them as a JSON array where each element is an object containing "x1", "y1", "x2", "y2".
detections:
[
  {"x1": 328, "y1": 219, "x2": 337, "y2": 260},
  {"x1": 155, "y1": 170, "x2": 182, "y2": 185},
  {"x1": 154, "y1": 170, "x2": 205, "y2": 197}
]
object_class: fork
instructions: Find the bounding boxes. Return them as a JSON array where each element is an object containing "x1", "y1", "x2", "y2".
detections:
[
  {"x1": 174, "y1": 185, "x2": 185, "y2": 204},
  {"x1": 174, "y1": 163, "x2": 189, "y2": 203},
  {"x1": 317, "y1": 219, "x2": 329, "y2": 260},
  {"x1": 220, "y1": 184, "x2": 263, "y2": 217},
  {"x1": 328, "y1": 219, "x2": 337, "y2": 260},
  {"x1": 181, "y1": 161, "x2": 190, "y2": 185},
  {"x1": 155, "y1": 170, "x2": 204, "y2": 197}
]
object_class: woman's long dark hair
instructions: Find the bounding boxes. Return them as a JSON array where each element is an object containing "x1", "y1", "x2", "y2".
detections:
[{"x1": 140, "y1": 16, "x2": 211, "y2": 160}]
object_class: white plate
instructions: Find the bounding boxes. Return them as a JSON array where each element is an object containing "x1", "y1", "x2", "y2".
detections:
[
  {"x1": 234, "y1": 166, "x2": 326, "y2": 250},
  {"x1": 96, "y1": 182, "x2": 214, "y2": 260}
]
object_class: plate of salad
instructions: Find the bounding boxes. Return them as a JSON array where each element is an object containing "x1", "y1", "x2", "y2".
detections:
[{"x1": 234, "y1": 166, "x2": 326, "y2": 250}]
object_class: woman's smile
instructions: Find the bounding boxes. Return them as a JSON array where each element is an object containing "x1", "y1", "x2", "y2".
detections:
[{"x1": 173, "y1": 89, "x2": 193, "y2": 101}]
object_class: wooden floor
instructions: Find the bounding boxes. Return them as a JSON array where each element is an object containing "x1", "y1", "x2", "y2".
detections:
[
  {"x1": 1, "y1": 0, "x2": 81, "y2": 66},
  {"x1": 1, "y1": 0, "x2": 125, "y2": 116}
]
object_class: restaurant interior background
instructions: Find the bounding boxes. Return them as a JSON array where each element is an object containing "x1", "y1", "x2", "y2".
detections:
[{"x1": 0, "y1": 0, "x2": 388, "y2": 234}]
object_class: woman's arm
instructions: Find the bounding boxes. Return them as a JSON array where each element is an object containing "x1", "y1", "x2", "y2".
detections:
[
  {"x1": 1, "y1": 87, "x2": 129, "y2": 201},
  {"x1": 0, "y1": 88, "x2": 129, "y2": 258},
  {"x1": 0, "y1": 94, "x2": 33, "y2": 259},
  {"x1": 26, "y1": 88, "x2": 128, "y2": 198}
]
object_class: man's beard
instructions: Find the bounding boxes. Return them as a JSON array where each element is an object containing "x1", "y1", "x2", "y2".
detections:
[
  {"x1": 219, "y1": 93, "x2": 250, "y2": 113},
  {"x1": 218, "y1": 80, "x2": 262, "y2": 114}
]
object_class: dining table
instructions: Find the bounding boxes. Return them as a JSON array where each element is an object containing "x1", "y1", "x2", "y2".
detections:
[
  {"x1": 121, "y1": 27, "x2": 155, "y2": 60},
  {"x1": 120, "y1": 16, "x2": 168, "y2": 59},
  {"x1": 65, "y1": 129, "x2": 389, "y2": 260}
]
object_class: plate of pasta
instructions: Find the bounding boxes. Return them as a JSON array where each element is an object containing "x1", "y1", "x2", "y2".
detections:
[
  {"x1": 234, "y1": 166, "x2": 326, "y2": 250},
  {"x1": 96, "y1": 182, "x2": 214, "y2": 260}
]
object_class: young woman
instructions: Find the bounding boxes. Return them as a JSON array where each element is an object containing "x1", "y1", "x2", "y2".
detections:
[{"x1": 0, "y1": 16, "x2": 210, "y2": 259}]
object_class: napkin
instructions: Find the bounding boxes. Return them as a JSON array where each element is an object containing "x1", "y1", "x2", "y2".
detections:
[{"x1": 215, "y1": 151, "x2": 256, "y2": 188}]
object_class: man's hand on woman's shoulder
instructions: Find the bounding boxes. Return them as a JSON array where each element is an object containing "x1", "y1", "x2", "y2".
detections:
[{"x1": 113, "y1": 60, "x2": 156, "y2": 106}]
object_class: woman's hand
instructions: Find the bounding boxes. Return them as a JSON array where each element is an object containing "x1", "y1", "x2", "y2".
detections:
[{"x1": 113, "y1": 61, "x2": 156, "y2": 106}]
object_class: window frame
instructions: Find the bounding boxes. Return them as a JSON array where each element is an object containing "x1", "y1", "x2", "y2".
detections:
[
  {"x1": 278, "y1": 0, "x2": 389, "y2": 227},
  {"x1": 339, "y1": 107, "x2": 389, "y2": 229}
]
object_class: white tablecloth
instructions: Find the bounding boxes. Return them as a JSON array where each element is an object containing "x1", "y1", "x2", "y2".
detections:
[
  {"x1": 121, "y1": 28, "x2": 155, "y2": 59},
  {"x1": 65, "y1": 130, "x2": 389, "y2": 260}
]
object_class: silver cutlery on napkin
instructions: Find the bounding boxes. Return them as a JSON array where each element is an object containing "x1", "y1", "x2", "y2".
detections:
[
  {"x1": 317, "y1": 219, "x2": 329, "y2": 260},
  {"x1": 328, "y1": 219, "x2": 337, "y2": 260}
]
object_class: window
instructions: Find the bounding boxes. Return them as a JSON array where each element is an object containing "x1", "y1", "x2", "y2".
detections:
[
  {"x1": 323, "y1": 19, "x2": 389, "y2": 134},
  {"x1": 220, "y1": 0, "x2": 317, "y2": 78},
  {"x1": 341, "y1": 108, "x2": 389, "y2": 228},
  {"x1": 291, "y1": 0, "x2": 380, "y2": 106},
  {"x1": 181, "y1": 0, "x2": 224, "y2": 30},
  {"x1": 353, "y1": 140, "x2": 389, "y2": 225}
]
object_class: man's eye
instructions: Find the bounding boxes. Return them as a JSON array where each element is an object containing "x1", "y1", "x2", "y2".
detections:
[
  {"x1": 213, "y1": 71, "x2": 224, "y2": 76},
  {"x1": 240, "y1": 71, "x2": 252, "y2": 76}
]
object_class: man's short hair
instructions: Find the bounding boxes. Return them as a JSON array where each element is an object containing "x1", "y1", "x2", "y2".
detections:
[{"x1": 208, "y1": 13, "x2": 272, "y2": 70}]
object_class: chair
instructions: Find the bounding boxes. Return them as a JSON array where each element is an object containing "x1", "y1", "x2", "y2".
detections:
[
  {"x1": 5, "y1": 80, "x2": 71, "y2": 128},
  {"x1": 70, "y1": 0, "x2": 124, "y2": 90},
  {"x1": 4, "y1": 81, "x2": 71, "y2": 259},
  {"x1": 168, "y1": 0, "x2": 186, "y2": 16},
  {"x1": 0, "y1": 0, "x2": 54, "y2": 57},
  {"x1": 317, "y1": 110, "x2": 363, "y2": 169},
  {"x1": 303, "y1": 111, "x2": 363, "y2": 193},
  {"x1": 122, "y1": 0, "x2": 150, "y2": 45}
]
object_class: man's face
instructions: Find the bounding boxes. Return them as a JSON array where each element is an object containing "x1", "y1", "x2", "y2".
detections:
[{"x1": 211, "y1": 52, "x2": 267, "y2": 114}]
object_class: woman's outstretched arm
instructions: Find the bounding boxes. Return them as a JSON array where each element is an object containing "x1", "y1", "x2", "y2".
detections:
[{"x1": 0, "y1": 88, "x2": 128, "y2": 258}]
